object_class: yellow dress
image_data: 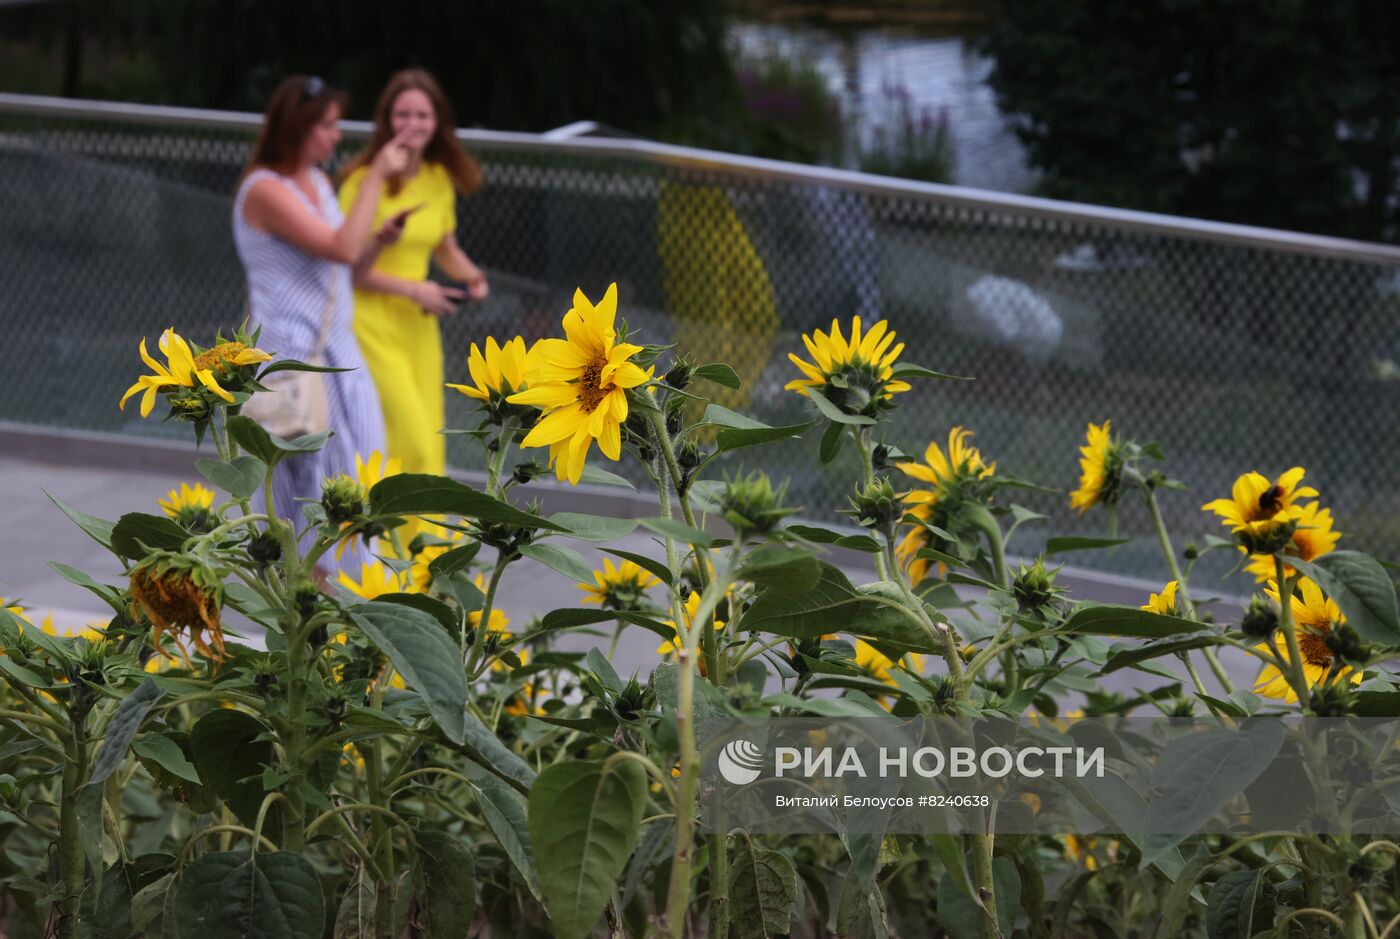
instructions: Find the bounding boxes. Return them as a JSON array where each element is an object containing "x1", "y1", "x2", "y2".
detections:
[{"x1": 339, "y1": 162, "x2": 457, "y2": 477}]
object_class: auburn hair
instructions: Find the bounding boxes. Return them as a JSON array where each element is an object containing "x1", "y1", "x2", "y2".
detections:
[
  {"x1": 242, "y1": 75, "x2": 348, "y2": 178},
  {"x1": 339, "y1": 68, "x2": 482, "y2": 197}
]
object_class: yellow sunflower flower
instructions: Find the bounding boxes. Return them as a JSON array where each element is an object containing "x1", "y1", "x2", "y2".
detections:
[
  {"x1": 193, "y1": 340, "x2": 273, "y2": 373},
  {"x1": 656, "y1": 591, "x2": 724, "y2": 675},
  {"x1": 1203, "y1": 468, "x2": 1316, "y2": 552},
  {"x1": 853, "y1": 639, "x2": 924, "y2": 686},
  {"x1": 1069, "y1": 420, "x2": 1121, "y2": 513},
  {"x1": 1243, "y1": 502, "x2": 1340, "y2": 583},
  {"x1": 578, "y1": 558, "x2": 660, "y2": 611},
  {"x1": 785, "y1": 316, "x2": 910, "y2": 417},
  {"x1": 356, "y1": 450, "x2": 403, "y2": 491},
  {"x1": 160, "y1": 482, "x2": 216, "y2": 520},
  {"x1": 504, "y1": 681, "x2": 545, "y2": 717},
  {"x1": 895, "y1": 427, "x2": 996, "y2": 585},
  {"x1": 1141, "y1": 580, "x2": 1179, "y2": 616},
  {"x1": 447, "y1": 336, "x2": 532, "y2": 404},
  {"x1": 119, "y1": 328, "x2": 265, "y2": 417},
  {"x1": 338, "y1": 560, "x2": 413, "y2": 600},
  {"x1": 506, "y1": 284, "x2": 655, "y2": 485},
  {"x1": 1254, "y1": 577, "x2": 1361, "y2": 702}
]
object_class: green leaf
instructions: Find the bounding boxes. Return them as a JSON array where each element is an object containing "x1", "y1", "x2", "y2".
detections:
[
  {"x1": 0, "y1": 606, "x2": 74, "y2": 665},
  {"x1": 1059, "y1": 605, "x2": 1208, "y2": 638},
  {"x1": 375, "y1": 592, "x2": 459, "y2": 636},
  {"x1": 46, "y1": 492, "x2": 115, "y2": 549},
  {"x1": 1142, "y1": 721, "x2": 1285, "y2": 865},
  {"x1": 369, "y1": 473, "x2": 566, "y2": 531},
  {"x1": 227, "y1": 415, "x2": 330, "y2": 465},
  {"x1": 1291, "y1": 551, "x2": 1400, "y2": 645},
  {"x1": 576, "y1": 464, "x2": 637, "y2": 490},
  {"x1": 1101, "y1": 635, "x2": 1225, "y2": 674},
  {"x1": 694, "y1": 363, "x2": 742, "y2": 388},
  {"x1": 46, "y1": 561, "x2": 125, "y2": 612},
  {"x1": 414, "y1": 831, "x2": 476, "y2": 937},
  {"x1": 600, "y1": 548, "x2": 674, "y2": 587},
  {"x1": 743, "y1": 563, "x2": 942, "y2": 653},
  {"x1": 716, "y1": 420, "x2": 816, "y2": 453},
  {"x1": 1204, "y1": 869, "x2": 1269, "y2": 939},
  {"x1": 548, "y1": 512, "x2": 638, "y2": 541},
  {"x1": 464, "y1": 763, "x2": 544, "y2": 901},
  {"x1": 426, "y1": 541, "x2": 480, "y2": 579},
  {"x1": 132, "y1": 734, "x2": 201, "y2": 785},
  {"x1": 727, "y1": 837, "x2": 797, "y2": 939},
  {"x1": 528, "y1": 757, "x2": 647, "y2": 939},
  {"x1": 889, "y1": 362, "x2": 971, "y2": 382},
  {"x1": 536, "y1": 608, "x2": 673, "y2": 641},
  {"x1": 173, "y1": 851, "x2": 325, "y2": 939},
  {"x1": 189, "y1": 710, "x2": 276, "y2": 831},
  {"x1": 91, "y1": 679, "x2": 164, "y2": 784},
  {"x1": 195, "y1": 455, "x2": 266, "y2": 500},
  {"x1": 1152, "y1": 852, "x2": 1217, "y2": 939},
  {"x1": 519, "y1": 543, "x2": 596, "y2": 584},
  {"x1": 456, "y1": 708, "x2": 536, "y2": 791},
  {"x1": 1045, "y1": 536, "x2": 1132, "y2": 556},
  {"x1": 698, "y1": 403, "x2": 766, "y2": 429},
  {"x1": 936, "y1": 855, "x2": 1020, "y2": 939},
  {"x1": 110, "y1": 513, "x2": 189, "y2": 560},
  {"x1": 585, "y1": 648, "x2": 624, "y2": 694},
  {"x1": 257, "y1": 358, "x2": 350, "y2": 377},
  {"x1": 819, "y1": 420, "x2": 845, "y2": 464},
  {"x1": 638, "y1": 517, "x2": 717, "y2": 547},
  {"x1": 785, "y1": 523, "x2": 880, "y2": 553},
  {"x1": 735, "y1": 545, "x2": 821, "y2": 589},
  {"x1": 350, "y1": 601, "x2": 468, "y2": 744},
  {"x1": 805, "y1": 388, "x2": 874, "y2": 425}
]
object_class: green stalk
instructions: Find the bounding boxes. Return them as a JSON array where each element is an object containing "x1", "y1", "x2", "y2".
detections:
[
  {"x1": 364, "y1": 742, "x2": 396, "y2": 939},
  {"x1": 855, "y1": 427, "x2": 890, "y2": 581},
  {"x1": 1274, "y1": 558, "x2": 1314, "y2": 710},
  {"x1": 56, "y1": 718, "x2": 86, "y2": 938},
  {"x1": 485, "y1": 419, "x2": 515, "y2": 497},
  {"x1": 466, "y1": 554, "x2": 508, "y2": 671}
]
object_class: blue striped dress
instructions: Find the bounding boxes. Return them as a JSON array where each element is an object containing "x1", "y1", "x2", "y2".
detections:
[{"x1": 232, "y1": 168, "x2": 386, "y2": 571}]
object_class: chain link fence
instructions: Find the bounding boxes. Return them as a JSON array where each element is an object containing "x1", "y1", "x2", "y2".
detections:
[{"x1": 3, "y1": 94, "x2": 1400, "y2": 588}]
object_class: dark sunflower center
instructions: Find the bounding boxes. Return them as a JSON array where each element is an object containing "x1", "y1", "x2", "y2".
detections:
[
  {"x1": 1300, "y1": 629, "x2": 1333, "y2": 669},
  {"x1": 579, "y1": 356, "x2": 609, "y2": 413},
  {"x1": 1256, "y1": 485, "x2": 1284, "y2": 516}
]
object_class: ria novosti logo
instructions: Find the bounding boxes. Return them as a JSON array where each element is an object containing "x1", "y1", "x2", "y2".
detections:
[{"x1": 717, "y1": 738, "x2": 764, "y2": 785}]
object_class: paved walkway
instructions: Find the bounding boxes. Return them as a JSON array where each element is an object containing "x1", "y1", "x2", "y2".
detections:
[{"x1": 0, "y1": 447, "x2": 1259, "y2": 697}]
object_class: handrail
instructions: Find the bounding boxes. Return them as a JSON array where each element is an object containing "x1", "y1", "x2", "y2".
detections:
[{"x1": 4, "y1": 90, "x2": 1400, "y2": 265}]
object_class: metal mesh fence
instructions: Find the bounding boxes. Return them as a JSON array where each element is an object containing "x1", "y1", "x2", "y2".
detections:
[{"x1": 3, "y1": 97, "x2": 1400, "y2": 589}]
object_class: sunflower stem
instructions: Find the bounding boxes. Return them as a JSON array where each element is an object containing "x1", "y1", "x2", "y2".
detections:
[
  {"x1": 467, "y1": 554, "x2": 509, "y2": 669},
  {"x1": 1274, "y1": 557, "x2": 1314, "y2": 711},
  {"x1": 855, "y1": 427, "x2": 891, "y2": 582},
  {"x1": 486, "y1": 419, "x2": 515, "y2": 498},
  {"x1": 54, "y1": 716, "x2": 84, "y2": 939}
]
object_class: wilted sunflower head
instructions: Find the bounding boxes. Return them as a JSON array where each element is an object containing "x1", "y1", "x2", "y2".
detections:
[
  {"x1": 785, "y1": 316, "x2": 909, "y2": 419},
  {"x1": 129, "y1": 553, "x2": 225, "y2": 664},
  {"x1": 1069, "y1": 420, "x2": 1125, "y2": 513},
  {"x1": 577, "y1": 558, "x2": 659, "y2": 612},
  {"x1": 1203, "y1": 467, "x2": 1316, "y2": 554},
  {"x1": 160, "y1": 482, "x2": 217, "y2": 533}
]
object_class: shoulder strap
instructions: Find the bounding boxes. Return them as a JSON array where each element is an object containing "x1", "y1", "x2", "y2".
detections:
[{"x1": 311, "y1": 269, "x2": 337, "y2": 360}]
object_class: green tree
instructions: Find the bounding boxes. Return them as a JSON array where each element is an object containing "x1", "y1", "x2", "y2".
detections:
[{"x1": 982, "y1": 0, "x2": 1400, "y2": 241}]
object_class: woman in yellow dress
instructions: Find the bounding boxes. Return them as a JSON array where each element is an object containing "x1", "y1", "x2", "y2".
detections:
[{"x1": 338, "y1": 68, "x2": 489, "y2": 478}]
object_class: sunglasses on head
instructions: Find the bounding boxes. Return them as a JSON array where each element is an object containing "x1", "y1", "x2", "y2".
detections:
[{"x1": 300, "y1": 76, "x2": 327, "y2": 101}]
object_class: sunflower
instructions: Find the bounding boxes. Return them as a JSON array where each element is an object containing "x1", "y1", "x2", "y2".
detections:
[
  {"x1": 853, "y1": 640, "x2": 924, "y2": 686},
  {"x1": 1254, "y1": 577, "x2": 1361, "y2": 702},
  {"x1": 1069, "y1": 420, "x2": 1123, "y2": 513},
  {"x1": 656, "y1": 591, "x2": 725, "y2": 675},
  {"x1": 338, "y1": 561, "x2": 413, "y2": 600},
  {"x1": 504, "y1": 681, "x2": 545, "y2": 717},
  {"x1": 160, "y1": 482, "x2": 218, "y2": 533},
  {"x1": 1243, "y1": 502, "x2": 1340, "y2": 582},
  {"x1": 895, "y1": 427, "x2": 996, "y2": 584},
  {"x1": 1203, "y1": 468, "x2": 1316, "y2": 553},
  {"x1": 120, "y1": 328, "x2": 268, "y2": 418},
  {"x1": 506, "y1": 284, "x2": 654, "y2": 485},
  {"x1": 578, "y1": 558, "x2": 660, "y2": 611},
  {"x1": 1140, "y1": 580, "x2": 1180, "y2": 616},
  {"x1": 406, "y1": 529, "x2": 465, "y2": 592},
  {"x1": 785, "y1": 316, "x2": 910, "y2": 418},
  {"x1": 447, "y1": 336, "x2": 535, "y2": 421},
  {"x1": 129, "y1": 556, "x2": 225, "y2": 663}
]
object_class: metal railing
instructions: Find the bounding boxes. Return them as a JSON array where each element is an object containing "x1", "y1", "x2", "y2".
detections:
[{"x1": 3, "y1": 91, "x2": 1398, "y2": 588}]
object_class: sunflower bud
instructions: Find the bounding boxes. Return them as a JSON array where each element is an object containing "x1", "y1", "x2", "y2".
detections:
[
  {"x1": 1309, "y1": 681, "x2": 1352, "y2": 717},
  {"x1": 871, "y1": 443, "x2": 891, "y2": 472},
  {"x1": 1167, "y1": 697, "x2": 1195, "y2": 718},
  {"x1": 846, "y1": 477, "x2": 902, "y2": 537},
  {"x1": 294, "y1": 584, "x2": 321, "y2": 621},
  {"x1": 666, "y1": 411, "x2": 682, "y2": 437},
  {"x1": 247, "y1": 532, "x2": 282, "y2": 566},
  {"x1": 1324, "y1": 624, "x2": 1369, "y2": 665},
  {"x1": 1012, "y1": 558, "x2": 1065, "y2": 613},
  {"x1": 1182, "y1": 542, "x2": 1200, "y2": 561},
  {"x1": 1240, "y1": 596, "x2": 1279, "y2": 638},
  {"x1": 1236, "y1": 518, "x2": 1300, "y2": 556},
  {"x1": 512, "y1": 462, "x2": 541, "y2": 486},
  {"x1": 320, "y1": 474, "x2": 364, "y2": 524},
  {"x1": 614, "y1": 677, "x2": 654, "y2": 722},
  {"x1": 678, "y1": 442, "x2": 702, "y2": 470},
  {"x1": 664, "y1": 363, "x2": 693, "y2": 390},
  {"x1": 252, "y1": 663, "x2": 279, "y2": 694},
  {"x1": 720, "y1": 471, "x2": 797, "y2": 540},
  {"x1": 324, "y1": 692, "x2": 349, "y2": 725}
]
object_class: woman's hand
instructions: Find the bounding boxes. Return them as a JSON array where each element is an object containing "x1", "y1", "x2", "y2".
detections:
[
  {"x1": 465, "y1": 269, "x2": 490, "y2": 301},
  {"x1": 412, "y1": 280, "x2": 466, "y2": 316},
  {"x1": 371, "y1": 129, "x2": 413, "y2": 178}
]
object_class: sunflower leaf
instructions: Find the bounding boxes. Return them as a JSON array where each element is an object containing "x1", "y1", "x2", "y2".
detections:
[
  {"x1": 110, "y1": 513, "x2": 190, "y2": 560},
  {"x1": 889, "y1": 362, "x2": 972, "y2": 382},
  {"x1": 819, "y1": 420, "x2": 845, "y2": 464},
  {"x1": 519, "y1": 543, "x2": 596, "y2": 584},
  {"x1": 548, "y1": 512, "x2": 638, "y2": 541},
  {"x1": 1204, "y1": 869, "x2": 1271, "y2": 939},
  {"x1": 369, "y1": 474, "x2": 567, "y2": 531},
  {"x1": 638, "y1": 517, "x2": 717, "y2": 547},
  {"x1": 349, "y1": 601, "x2": 468, "y2": 744},
  {"x1": 1289, "y1": 551, "x2": 1400, "y2": 646},
  {"x1": 195, "y1": 456, "x2": 266, "y2": 500},
  {"x1": 576, "y1": 464, "x2": 637, "y2": 490},
  {"x1": 1059, "y1": 605, "x2": 1208, "y2": 638},
  {"x1": 717, "y1": 420, "x2": 817, "y2": 453},
  {"x1": 694, "y1": 363, "x2": 742, "y2": 389},
  {"x1": 805, "y1": 388, "x2": 875, "y2": 426},
  {"x1": 1045, "y1": 536, "x2": 1132, "y2": 556},
  {"x1": 600, "y1": 548, "x2": 675, "y2": 587},
  {"x1": 46, "y1": 493, "x2": 115, "y2": 550}
]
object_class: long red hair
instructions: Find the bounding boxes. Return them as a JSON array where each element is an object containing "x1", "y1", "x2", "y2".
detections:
[
  {"x1": 339, "y1": 68, "x2": 482, "y2": 197},
  {"x1": 242, "y1": 75, "x2": 348, "y2": 178}
]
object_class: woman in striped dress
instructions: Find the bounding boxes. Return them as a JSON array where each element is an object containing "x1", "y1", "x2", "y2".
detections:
[{"x1": 232, "y1": 75, "x2": 410, "y2": 572}]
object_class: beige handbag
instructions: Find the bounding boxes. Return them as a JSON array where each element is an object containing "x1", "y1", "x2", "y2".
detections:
[{"x1": 241, "y1": 275, "x2": 335, "y2": 438}]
